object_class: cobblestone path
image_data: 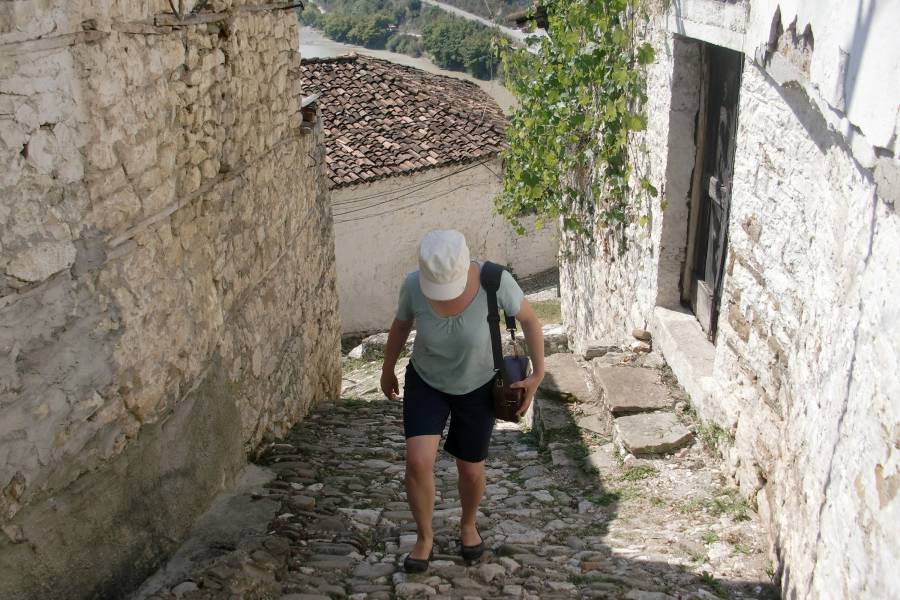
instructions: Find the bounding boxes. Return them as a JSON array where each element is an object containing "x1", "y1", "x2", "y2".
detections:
[{"x1": 139, "y1": 358, "x2": 779, "y2": 600}]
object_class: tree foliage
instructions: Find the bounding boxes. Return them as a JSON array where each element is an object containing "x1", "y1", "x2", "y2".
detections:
[
  {"x1": 498, "y1": 0, "x2": 657, "y2": 238},
  {"x1": 421, "y1": 14, "x2": 499, "y2": 78},
  {"x1": 299, "y1": 1, "x2": 502, "y2": 78}
]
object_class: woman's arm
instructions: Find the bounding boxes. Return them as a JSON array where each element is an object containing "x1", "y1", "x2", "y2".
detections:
[
  {"x1": 509, "y1": 298, "x2": 544, "y2": 417},
  {"x1": 381, "y1": 317, "x2": 414, "y2": 400}
]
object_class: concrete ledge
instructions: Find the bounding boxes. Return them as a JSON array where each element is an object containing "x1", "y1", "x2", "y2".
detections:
[
  {"x1": 666, "y1": 0, "x2": 747, "y2": 52},
  {"x1": 651, "y1": 307, "x2": 721, "y2": 422}
]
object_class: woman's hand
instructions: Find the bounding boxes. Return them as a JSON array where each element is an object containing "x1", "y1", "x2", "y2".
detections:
[
  {"x1": 510, "y1": 298, "x2": 545, "y2": 418},
  {"x1": 381, "y1": 368, "x2": 400, "y2": 401},
  {"x1": 381, "y1": 318, "x2": 412, "y2": 400},
  {"x1": 510, "y1": 373, "x2": 543, "y2": 417}
]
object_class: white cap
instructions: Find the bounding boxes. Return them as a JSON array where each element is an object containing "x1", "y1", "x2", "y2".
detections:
[{"x1": 418, "y1": 229, "x2": 471, "y2": 301}]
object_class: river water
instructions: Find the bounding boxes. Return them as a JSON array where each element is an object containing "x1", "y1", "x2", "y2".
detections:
[{"x1": 297, "y1": 25, "x2": 518, "y2": 113}]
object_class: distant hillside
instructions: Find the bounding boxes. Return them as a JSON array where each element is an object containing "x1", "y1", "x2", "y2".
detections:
[
  {"x1": 434, "y1": 0, "x2": 532, "y2": 21},
  {"x1": 299, "y1": 0, "x2": 508, "y2": 80}
]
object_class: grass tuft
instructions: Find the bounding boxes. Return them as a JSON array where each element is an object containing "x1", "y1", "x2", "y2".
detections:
[
  {"x1": 699, "y1": 571, "x2": 731, "y2": 599},
  {"x1": 679, "y1": 488, "x2": 752, "y2": 522},
  {"x1": 620, "y1": 465, "x2": 659, "y2": 481},
  {"x1": 696, "y1": 422, "x2": 735, "y2": 454},
  {"x1": 530, "y1": 299, "x2": 562, "y2": 323}
]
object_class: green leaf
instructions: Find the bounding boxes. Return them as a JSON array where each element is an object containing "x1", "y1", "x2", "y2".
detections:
[
  {"x1": 639, "y1": 177, "x2": 659, "y2": 197},
  {"x1": 625, "y1": 113, "x2": 647, "y2": 131},
  {"x1": 637, "y1": 43, "x2": 655, "y2": 65},
  {"x1": 498, "y1": 0, "x2": 652, "y2": 240}
]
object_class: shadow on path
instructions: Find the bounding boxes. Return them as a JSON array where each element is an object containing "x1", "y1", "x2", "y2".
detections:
[{"x1": 137, "y1": 377, "x2": 780, "y2": 600}]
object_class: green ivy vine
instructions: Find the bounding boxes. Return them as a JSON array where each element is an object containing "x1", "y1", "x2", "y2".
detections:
[{"x1": 497, "y1": 0, "x2": 658, "y2": 240}]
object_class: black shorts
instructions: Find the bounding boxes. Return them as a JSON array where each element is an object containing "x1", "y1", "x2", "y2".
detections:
[{"x1": 402, "y1": 362, "x2": 495, "y2": 463}]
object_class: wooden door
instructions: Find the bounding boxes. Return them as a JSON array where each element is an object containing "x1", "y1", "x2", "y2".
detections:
[{"x1": 686, "y1": 44, "x2": 743, "y2": 340}]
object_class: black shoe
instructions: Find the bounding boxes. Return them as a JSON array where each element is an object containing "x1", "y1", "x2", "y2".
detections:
[
  {"x1": 403, "y1": 550, "x2": 433, "y2": 573},
  {"x1": 460, "y1": 530, "x2": 484, "y2": 562}
]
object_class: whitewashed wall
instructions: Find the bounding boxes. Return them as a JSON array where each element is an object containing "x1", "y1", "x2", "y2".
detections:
[
  {"x1": 560, "y1": 2, "x2": 899, "y2": 598},
  {"x1": 332, "y1": 159, "x2": 558, "y2": 333}
]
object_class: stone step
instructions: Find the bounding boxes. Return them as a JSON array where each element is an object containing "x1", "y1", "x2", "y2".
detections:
[
  {"x1": 590, "y1": 365, "x2": 673, "y2": 415},
  {"x1": 538, "y1": 353, "x2": 594, "y2": 403},
  {"x1": 613, "y1": 412, "x2": 693, "y2": 456},
  {"x1": 530, "y1": 394, "x2": 574, "y2": 448},
  {"x1": 503, "y1": 323, "x2": 569, "y2": 357}
]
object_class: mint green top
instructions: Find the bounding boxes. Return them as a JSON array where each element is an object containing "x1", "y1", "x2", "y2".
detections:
[{"x1": 396, "y1": 262, "x2": 524, "y2": 395}]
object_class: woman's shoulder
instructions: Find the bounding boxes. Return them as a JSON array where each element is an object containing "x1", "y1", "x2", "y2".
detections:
[{"x1": 401, "y1": 270, "x2": 420, "y2": 293}]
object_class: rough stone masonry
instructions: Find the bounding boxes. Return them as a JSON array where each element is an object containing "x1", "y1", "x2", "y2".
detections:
[
  {"x1": 0, "y1": 1, "x2": 340, "y2": 598},
  {"x1": 559, "y1": 2, "x2": 899, "y2": 599}
]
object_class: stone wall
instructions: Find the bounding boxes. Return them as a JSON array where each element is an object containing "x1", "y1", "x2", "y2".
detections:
[
  {"x1": 559, "y1": 24, "x2": 695, "y2": 353},
  {"x1": 0, "y1": 2, "x2": 341, "y2": 598},
  {"x1": 559, "y1": 3, "x2": 899, "y2": 598},
  {"x1": 332, "y1": 159, "x2": 558, "y2": 334}
]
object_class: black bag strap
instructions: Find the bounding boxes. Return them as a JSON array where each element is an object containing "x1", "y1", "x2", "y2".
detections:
[{"x1": 481, "y1": 261, "x2": 517, "y2": 371}]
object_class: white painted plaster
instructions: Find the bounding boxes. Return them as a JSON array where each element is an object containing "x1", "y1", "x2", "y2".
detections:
[
  {"x1": 331, "y1": 159, "x2": 558, "y2": 333},
  {"x1": 562, "y1": 9, "x2": 899, "y2": 598}
]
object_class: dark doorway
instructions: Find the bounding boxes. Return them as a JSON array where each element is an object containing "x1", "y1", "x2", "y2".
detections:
[{"x1": 681, "y1": 43, "x2": 744, "y2": 340}]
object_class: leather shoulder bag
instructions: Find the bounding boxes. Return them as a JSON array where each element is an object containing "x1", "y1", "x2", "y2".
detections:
[{"x1": 481, "y1": 261, "x2": 530, "y2": 423}]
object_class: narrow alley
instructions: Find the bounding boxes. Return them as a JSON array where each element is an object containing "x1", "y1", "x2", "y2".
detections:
[
  {"x1": 133, "y1": 317, "x2": 777, "y2": 600},
  {"x1": 4, "y1": 2, "x2": 896, "y2": 598}
]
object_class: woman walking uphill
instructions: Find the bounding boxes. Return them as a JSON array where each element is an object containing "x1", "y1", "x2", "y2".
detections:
[{"x1": 380, "y1": 229, "x2": 546, "y2": 573}]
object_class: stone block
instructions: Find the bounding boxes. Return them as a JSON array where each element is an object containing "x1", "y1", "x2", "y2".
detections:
[
  {"x1": 592, "y1": 366, "x2": 672, "y2": 414},
  {"x1": 632, "y1": 328, "x2": 652, "y2": 341},
  {"x1": 586, "y1": 445, "x2": 618, "y2": 472},
  {"x1": 614, "y1": 412, "x2": 692, "y2": 455},
  {"x1": 539, "y1": 353, "x2": 593, "y2": 403},
  {"x1": 6, "y1": 239, "x2": 76, "y2": 282},
  {"x1": 531, "y1": 396, "x2": 573, "y2": 448},
  {"x1": 575, "y1": 404, "x2": 611, "y2": 436},
  {"x1": 583, "y1": 340, "x2": 619, "y2": 359}
]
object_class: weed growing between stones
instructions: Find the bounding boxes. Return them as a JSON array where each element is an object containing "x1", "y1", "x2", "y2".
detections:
[
  {"x1": 341, "y1": 356, "x2": 374, "y2": 373},
  {"x1": 700, "y1": 571, "x2": 732, "y2": 599},
  {"x1": 702, "y1": 530, "x2": 720, "y2": 544},
  {"x1": 679, "y1": 488, "x2": 752, "y2": 522},
  {"x1": 530, "y1": 299, "x2": 562, "y2": 323},
  {"x1": 697, "y1": 422, "x2": 735, "y2": 455},
  {"x1": 620, "y1": 465, "x2": 658, "y2": 481},
  {"x1": 687, "y1": 547, "x2": 708, "y2": 563},
  {"x1": 732, "y1": 542, "x2": 753, "y2": 555},
  {"x1": 586, "y1": 490, "x2": 621, "y2": 506}
]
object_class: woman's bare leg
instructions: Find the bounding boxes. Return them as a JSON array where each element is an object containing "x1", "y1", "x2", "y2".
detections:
[
  {"x1": 456, "y1": 458, "x2": 486, "y2": 546},
  {"x1": 405, "y1": 435, "x2": 441, "y2": 559}
]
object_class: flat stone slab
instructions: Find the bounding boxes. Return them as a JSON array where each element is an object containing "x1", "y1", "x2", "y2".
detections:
[
  {"x1": 539, "y1": 353, "x2": 593, "y2": 403},
  {"x1": 586, "y1": 445, "x2": 619, "y2": 472},
  {"x1": 574, "y1": 400, "x2": 611, "y2": 435},
  {"x1": 592, "y1": 366, "x2": 672, "y2": 414},
  {"x1": 614, "y1": 412, "x2": 693, "y2": 455}
]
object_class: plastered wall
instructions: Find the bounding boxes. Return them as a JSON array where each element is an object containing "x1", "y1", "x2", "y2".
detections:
[{"x1": 331, "y1": 159, "x2": 558, "y2": 334}]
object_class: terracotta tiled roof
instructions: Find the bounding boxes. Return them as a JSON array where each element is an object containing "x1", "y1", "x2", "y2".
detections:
[{"x1": 300, "y1": 55, "x2": 507, "y2": 189}]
